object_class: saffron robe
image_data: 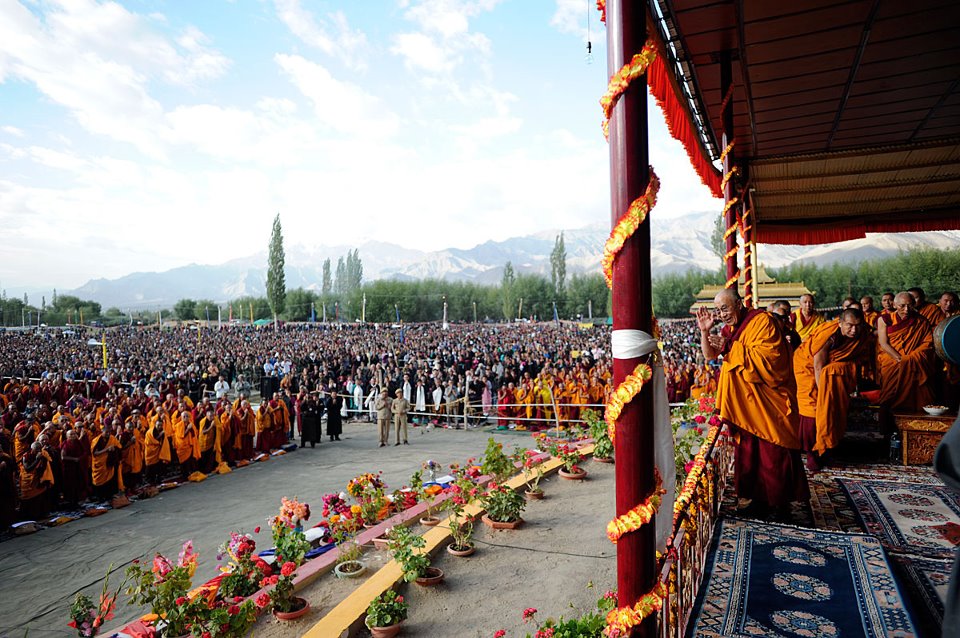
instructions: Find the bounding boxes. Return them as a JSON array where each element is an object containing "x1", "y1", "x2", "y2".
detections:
[
  {"x1": 878, "y1": 315, "x2": 936, "y2": 411},
  {"x1": 794, "y1": 321, "x2": 874, "y2": 453},
  {"x1": 789, "y1": 310, "x2": 826, "y2": 342}
]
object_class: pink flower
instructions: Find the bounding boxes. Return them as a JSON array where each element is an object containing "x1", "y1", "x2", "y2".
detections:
[
  {"x1": 535, "y1": 629, "x2": 555, "y2": 638},
  {"x1": 522, "y1": 607, "x2": 537, "y2": 623},
  {"x1": 494, "y1": 631, "x2": 506, "y2": 638},
  {"x1": 708, "y1": 415, "x2": 721, "y2": 427},
  {"x1": 396, "y1": 595, "x2": 404, "y2": 603},
  {"x1": 693, "y1": 414, "x2": 706, "y2": 424},
  {"x1": 603, "y1": 589, "x2": 617, "y2": 601},
  {"x1": 684, "y1": 460, "x2": 695, "y2": 473},
  {"x1": 254, "y1": 526, "x2": 261, "y2": 534}
]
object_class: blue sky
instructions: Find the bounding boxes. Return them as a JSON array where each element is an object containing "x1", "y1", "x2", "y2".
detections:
[{"x1": 0, "y1": 0, "x2": 721, "y2": 290}]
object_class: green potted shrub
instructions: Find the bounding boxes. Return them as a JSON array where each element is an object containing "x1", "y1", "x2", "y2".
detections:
[{"x1": 365, "y1": 589, "x2": 409, "y2": 638}]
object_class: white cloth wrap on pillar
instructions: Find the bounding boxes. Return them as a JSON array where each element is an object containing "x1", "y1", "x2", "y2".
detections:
[{"x1": 609, "y1": 329, "x2": 676, "y2": 551}]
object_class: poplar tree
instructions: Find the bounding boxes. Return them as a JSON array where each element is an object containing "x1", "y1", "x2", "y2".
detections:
[
  {"x1": 266, "y1": 213, "x2": 286, "y2": 322},
  {"x1": 550, "y1": 232, "x2": 567, "y2": 296},
  {"x1": 501, "y1": 261, "x2": 516, "y2": 320}
]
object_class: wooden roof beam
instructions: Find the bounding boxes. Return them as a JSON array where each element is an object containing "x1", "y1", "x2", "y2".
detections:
[{"x1": 826, "y1": 0, "x2": 883, "y2": 150}]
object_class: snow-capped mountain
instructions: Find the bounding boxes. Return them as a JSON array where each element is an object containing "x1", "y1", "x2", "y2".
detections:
[{"x1": 61, "y1": 212, "x2": 959, "y2": 309}]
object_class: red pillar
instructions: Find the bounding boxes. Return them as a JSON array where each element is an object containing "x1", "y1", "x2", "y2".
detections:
[
  {"x1": 607, "y1": 2, "x2": 656, "y2": 637},
  {"x1": 721, "y1": 52, "x2": 739, "y2": 290}
]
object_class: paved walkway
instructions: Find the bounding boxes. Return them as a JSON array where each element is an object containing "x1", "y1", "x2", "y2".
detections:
[{"x1": 0, "y1": 421, "x2": 523, "y2": 636}]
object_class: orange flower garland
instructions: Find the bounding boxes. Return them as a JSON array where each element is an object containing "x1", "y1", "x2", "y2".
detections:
[
  {"x1": 672, "y1": 423, "x2": 721, "y2": 524},
  {"x1": 600, "y1": 41, "x2": 658, "y2": 139},
  {"x1": 604, "y1": 362, "x2": 653, "y2": 442},
  {"x1": 597, "y1": 0, "x2": 606, "y2": 24},
  {"x1": 606, "y1": 470, "x2": 665, "y2": 544},
  {"x1": 604, "y1": 582, "x2": 668, "y2": 637},
  {"x1": 601, "y1": 168, "x2": 660, "y2": 287}
]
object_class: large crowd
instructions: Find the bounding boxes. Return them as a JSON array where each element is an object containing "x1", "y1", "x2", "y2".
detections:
[
  {"x1": 0, "y1": 322, "x2": 622, "y2": 528},
  {"x1": 0, "y1": 285, "x2": 956, "y2": 529}
]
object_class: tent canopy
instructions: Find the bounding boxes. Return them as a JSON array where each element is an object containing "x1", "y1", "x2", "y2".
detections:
[{"x1": 650, "y1": 0, "x2": 960, "y2": 244}]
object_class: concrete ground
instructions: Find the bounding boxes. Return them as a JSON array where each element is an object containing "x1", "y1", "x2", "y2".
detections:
[{"x1": 0, "y1": 420, "x2": 528, "y2": 637}]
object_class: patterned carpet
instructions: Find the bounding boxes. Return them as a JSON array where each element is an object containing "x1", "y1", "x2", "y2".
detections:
[
  {"x1": 838, "y1": 477, "x2": 960, "y2": 558},
  {"x1": 688, "y1": 517, "x2": 919, "y2": 638},
  {"x1": 889, "y1": 553, "x2": 953, "y2": 636}
]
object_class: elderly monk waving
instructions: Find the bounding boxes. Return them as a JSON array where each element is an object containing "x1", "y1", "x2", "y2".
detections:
[
  {"x1": 877, "y1": 291, "x2": 936, "y2": 411},
  {"x1": 698, "y1": 289, "x2": 808, "y2": 520},
  {"x1": 794, "y1": 308, "x2": 874, "y2": 470}
]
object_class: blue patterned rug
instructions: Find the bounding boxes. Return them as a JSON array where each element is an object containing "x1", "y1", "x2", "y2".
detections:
[
  {"x1": 890, "y1": 553, "x2": 952, "y2": 636},
  {"x1": 688, "y1": 517, "x2": 918, "y2": 638},
  {"x1": 838, "y1": 477, "x2": 960, "y2": 558}
]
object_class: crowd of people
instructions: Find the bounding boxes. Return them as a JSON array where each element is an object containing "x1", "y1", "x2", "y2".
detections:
[
  {"x1": 701, "y1": 286, "x2": 958, "y2": 520},
  {"x1": 0, "y1": 322, "x2": 620, "y2": 528},
  {"x1": 1, "y1": 284, "x2": 956, "y2": 529}
]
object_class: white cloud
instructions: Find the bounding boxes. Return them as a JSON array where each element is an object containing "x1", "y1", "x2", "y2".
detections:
[
  {"x1": 0, "y1": 0, "x2": 230, "y2": 156},
  {"x1": 1, "y1": 125, "x2": 24, "y2": 137},
  {"x1": 391, "y1": 0, "x2": 498, "y2": 75},
  {"x1": 275, "y1": 54, "x2": 400, "y2": 139},
  {"x1": 273, "y1": 0, "x2": 369, "y2": 71}
]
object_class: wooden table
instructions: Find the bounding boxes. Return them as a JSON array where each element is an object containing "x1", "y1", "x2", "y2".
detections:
[{"x1": 895, "y1": 411, "x2": 957, "y2": 465}]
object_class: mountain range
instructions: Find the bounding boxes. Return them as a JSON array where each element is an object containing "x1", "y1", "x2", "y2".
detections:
[{"x1": 38, "y1": 212, "x2": 960, "y2": 309}]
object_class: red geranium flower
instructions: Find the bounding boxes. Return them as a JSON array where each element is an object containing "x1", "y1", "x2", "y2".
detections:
[
  {"x1": 280, "y1": 561, "x2": 296, "y2": 577},
  {"x1": 522, "y1": 607, "x2": 537, "y2": 622},
  {"x1": 494, "y1": 631, "x2": 506, "y2": 638},
  {"x1": 228, "y1": 605, "x2": 240, "y2": 616},
  {"x1": 256, "y1": 593, "x2": 271, "y2": 608}
]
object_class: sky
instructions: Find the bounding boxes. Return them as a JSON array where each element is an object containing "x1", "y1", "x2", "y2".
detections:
[{"x1": 0, "y1": 0, "x2": 722, "y2": 291}]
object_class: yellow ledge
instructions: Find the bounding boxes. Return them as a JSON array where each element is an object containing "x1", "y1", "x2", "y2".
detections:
[{"x1": 302, "y1": 445, "x2": 591, "y2": 637}]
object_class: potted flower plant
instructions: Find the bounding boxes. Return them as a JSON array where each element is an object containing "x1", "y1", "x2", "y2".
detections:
[
  {"x1": 410, "y1": 468, "x2": 443, "y2": 526},
  {"x1": 445, "y1": 475, "x2": 477, "y2": 556},
  {"x1": 552, "y1": 443, "x2": 587, "y2": 480},
  {"x1": 217, "y1": 530, "x2": 269, "y2": 600},
  {"x1": 386, "y1": 525, "x2": 443, "y2": 585},
  {"x1": 365, "y1": 589, "x2": 408, "y2": 638},
  {"x1": 481, "y1": 438, "x2": 516, "y2": 482},
  {"x1": 480, "y1": 482, "x2": 526, "y2": 529},
  {"x1": 585, "y1": 409, "x2": 614, "y2": 463},
  {"x1": 332, "y1": 524, "x2": 366, "y2": 579},
  {"x1": 190, "y1": 598, "x2": 258, "y2": 638},
  {"x1": 67, "y1": 564, "x2": 127, "y2": 637},
  {"x1": 518, "y1": 449, "x2": 545, "y2": 499},
  {"x1": 125, "y1": 541, "x2": 202, "y2": 637},
  {"x1": 263, "y1": 497, "x2": 312, "y2": 621}
]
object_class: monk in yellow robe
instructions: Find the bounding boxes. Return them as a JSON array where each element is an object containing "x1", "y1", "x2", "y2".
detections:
[
  {"x1": 860, "y1": 296, "x2": 880, "y2": 327},
  {"x1": 909, "y1": 287, "x2": 946, "y2": 327},
  {"x1": 197, "y1": 409, "x2": 221, "y2": 473},
  {"x1": 91, "y1": 424, "x2": 123, "y2": 501},
  {"x1": 236, "y1": 400, "x2": 256, "y2": 460},
  {"x1": 877, "y1": 292, "x2": 936, "y2": 411},
  {"x1": 794, "y1": 309, "x2": 874, "y2": 469},
  {"x1": 19, "y1": 442, "x2": 55, "y2": 519},
  {"x1": 120, "y1": 422, "x2": 144, "y2": 489},
  {"x1": 789, "y1": 294, "x2": 826, "y2": 342},
  {"x1": 698, "y1": 289, "x2": 807, "y2": 519},
  {"x1": 173, "y1": 410, "x2": 200, "y2": 478},
  {"x1": 144, "y1": 413, "x2": 172, "y2": 484}
]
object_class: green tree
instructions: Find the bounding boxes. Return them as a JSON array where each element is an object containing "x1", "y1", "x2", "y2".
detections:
[
  {"x1": 334, "y1": 257, "x2": 346, "y2": 296},
  {"x1": 651, "y1": 270, "x2": 721, "y2": 317},
  {"x1": 174, "y1": 299, "x2": 197, "y2": 320},
  {"x1": 266, "y1": 213, "x2": 286, "y2": 321},
  {"x1": 284, "y1": 288, "x2": 319, "y2": 321},
  {"x1": 550, "y1": 232, "x2": 567, "y2": 297},
  {"x1": 500, "y1": 261, "x2": 516, "y2": 320},
  {"x1": 513, "y1": 274, "x2": 552, "y2": 320},
  {"x1": 566, "y1": 273, "x2": 609, "y2": 318},
  {"x1": 322, "y1": 258, "x2": 332, "y2": 296},
  {"x1": 710, "y1": 214, "x2": 726, "y2": 269},
  {"x1": 231, "y1": 296, "x2": 272, "y2": 321}
]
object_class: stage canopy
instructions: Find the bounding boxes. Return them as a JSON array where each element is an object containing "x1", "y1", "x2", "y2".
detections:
[{"x1": 649, "y1": 0, "x2": 960, "y2": 244}]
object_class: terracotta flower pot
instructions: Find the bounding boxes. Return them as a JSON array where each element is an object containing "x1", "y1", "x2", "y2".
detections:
[
  {"x1": 334, "y1": 560, "x2": 366, "y2": 578},
  {"x1": 415, "y1": 566, "x2": 445, "y2": 586},
  {"x1": 481, "y1": 514, "x2": 523, "y2": 530},
  {"x1": 368, "y1": 622, "x2": 403, "y2": 638},
  {"x1": 594, "y1": 456, "x2": 614, "y2": 464},
  {"x1": 273, "y1": 596, "x2": 310, "y2": 621},
  {"x1": 419, "y1": 515, "x2": 440, "y2": 527},
  {"x1": 559, "y1": 467, "x2": 588, "y2": 480},
  {"x1": 525, "y1": 489, "x2": 544, "y2": 500},
  {"x1": 447, "y1": 543, "x2": 476, "y2": 557}
]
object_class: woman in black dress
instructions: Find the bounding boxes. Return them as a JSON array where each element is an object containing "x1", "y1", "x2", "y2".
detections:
[
  {"x1": 325, "y1": 386, "x2": 343, "y2": 441},
  {"x1": 299, "y1": 392, "x2": 323, "y2": 448}
]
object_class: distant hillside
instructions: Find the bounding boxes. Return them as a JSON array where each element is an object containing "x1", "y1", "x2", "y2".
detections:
[{"x1": 56, "y1": 213, "x2": 960, "y2": 309}]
